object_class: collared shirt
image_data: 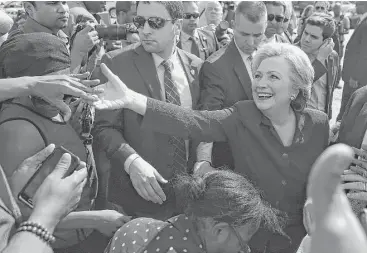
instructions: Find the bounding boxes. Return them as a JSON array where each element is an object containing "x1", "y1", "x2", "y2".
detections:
[
  {"x1": 180, "y1": 30, "x2": 199, "y2": 55},
  {"x1": 307, "y1": 71, "x2": 327, "y2": 112},
  {"x1": 234, "y1": 38, "x2": 253, "y2": 80},
  {"x1": 10, "y1": 17, "x2": 69, "y2": 46},
  {"x1": 152, "y1": 51, "x2": 192, "y2": 158}
]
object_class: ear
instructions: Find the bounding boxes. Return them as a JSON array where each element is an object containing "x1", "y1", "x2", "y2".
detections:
[
  {"x1": 23, "y1": 2, "x2": 36, "y2": 18},
  {"x1": 174, "y1": 19, "x2": 183, "y2": 36},
  {"x1": 212, "y1": 222, "x2": 231, "y2": 244}
]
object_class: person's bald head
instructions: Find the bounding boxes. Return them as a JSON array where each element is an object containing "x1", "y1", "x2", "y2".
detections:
[
  {"x1": 0, "y1": 10, "x2": 14, "y2": 36},
  {"x1": 333, "y1": 3, "x2": 341, "y2": 16},
  {"x1": 205, "y1": 1, "x2": 223, "y2": 25},
  {"x1": 0, "y1": 10, "x2": 14, "y2": 46}
]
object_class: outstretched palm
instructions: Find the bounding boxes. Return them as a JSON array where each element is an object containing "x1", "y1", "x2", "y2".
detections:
[{"x1": 93, "y1": 63, "x2": 132, "y2": 110}]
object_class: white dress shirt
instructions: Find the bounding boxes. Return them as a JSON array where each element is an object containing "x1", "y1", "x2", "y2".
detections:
[{"x1": 234, "y1": 38, "x2": 253, "y2": 80}]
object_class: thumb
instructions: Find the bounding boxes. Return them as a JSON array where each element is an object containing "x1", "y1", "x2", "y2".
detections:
[
  {"x1": 307, "y1": 144, "x2": 354, "y2": 222},
  {"x1": 50, "y1": 99, "x2": 72, "y2": 121},
  {"x1": 70, "y1": 72, "x2": 90, "y2": 80},
  {"x1": 24, "y1": 144, "x2": 56, "y2": 167},
  {"x1": 154, "y1": 170, "x2": 168, "y2": 184},
  {"x1": 51, "y1": 153, "x2": 72, "y2": 178},
  {"x1": 100, "y1": 63, "x2": 119, "y2": 84}
]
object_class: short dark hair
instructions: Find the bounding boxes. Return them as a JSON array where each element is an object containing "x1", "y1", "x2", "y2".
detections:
[
  {"x1": 306, "y1": 13, "x2": 336, "y2": 40},
  {"x1": 264, "y1": 1, "x2": 286, "y2": 14},
  {"x1": 174, "y1": 170, "x2": 286, "y2": 234},
  {"x1": 137, "y1": 1, "x2": 183, "y2": 20},
  {"x1": 235, "y1": 1, "x2": 267, "y2": 23},
  {"x1": 116, "y1": 1, "x2": 136, "y2": 14}
]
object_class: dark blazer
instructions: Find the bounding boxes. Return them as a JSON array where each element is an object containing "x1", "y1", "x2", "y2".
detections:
[
  {"x1": 197, "y1": 39, "x2": 253, "y2": 168},
  {"x1": 338, "y1": 86, "x2": 367, "y2": 147},
  {"x1": 92, "y1": 43, "x2": 203, "y2": 219},
  {"x1": 342, "y1": 16, "x2": 367, "y2": 85},
  {"x1": 141, "y1": 98, "x2": 329, "y2": 253},
  {"x1": 177, "y1": 28, "x2": 220, "y2": 60}
]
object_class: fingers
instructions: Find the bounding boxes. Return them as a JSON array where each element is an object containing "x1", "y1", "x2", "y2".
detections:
[
  {"x1": 349, "y1": 166, "x2": 367, "y2": 177},
  {"x1": 343, "y1": 181, "x2": 367, "y2": 191},
  {"x1": 69, "y1": 72, "x2": 90, "y2": 80},
  {"x1": 145, "y1": 182, "x2": 164, "y2": 204},
  {"x1": 48, "y1": 99, "x2": 72, "y2": 121},
  {"x1": 342, "y1": 173, "x2": 367, "y2": 183},
  {"x1": 69, "y1": 167, "x2": 88, "y2": 187},
  {"x1": 100, "y1": 63, "x2": 119, "y2": 83},
  {"x1": 52, "y1": 153, "x2": 72, "y2": 178},
  {"x1": 151, "y1": 178, "x2": 167, "y2": 202},
  {"x1": 24, "y1": 144, "x2": 56, "y2": 166},
  {"x1": 131, "y1": 177, "x2": 165, "y2": 204},
  {"x1": 307, "y1": 144, "x2": 354, "y2": 220},
  {"x1": 154, "y1": 170, "x2": 168, "y2": 184},
  {"x1": 346, "y1": 191, "x2": 367, "y2": 201},
  {"x1": 352, "y1": 147, "x2": 367, "y2": 160},
  {"x1": 360, "y1": 209, "x2": 367, "y2": 235},
  {"x1": 80, "y1": 24, "x2": 94, "y2": 34}
]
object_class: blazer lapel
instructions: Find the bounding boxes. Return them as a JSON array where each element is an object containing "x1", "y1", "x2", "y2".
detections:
[
  {"x1": 177, "y1": 49, "x2": 199, "y2": 107},
  {"x1": 133, "y1": 45, "x2": 164, "y2": 100},
  {"x1": 229, "y1": 41, "x2": 253, "y2": 100}
]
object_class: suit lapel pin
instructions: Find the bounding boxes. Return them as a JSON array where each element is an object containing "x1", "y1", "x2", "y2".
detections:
[{"x1": 190, "y1": 69, "x2": 195, "y2": 75}]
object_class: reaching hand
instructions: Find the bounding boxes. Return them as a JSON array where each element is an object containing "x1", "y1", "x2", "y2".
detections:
[
  {"x1": 95, "y1": 210, "x2": 132, "y2": 237},
  {"x1": 93, "y1": 63, "x2": 133, "y2": 110},
  {"x1": 129, "y1": 157, "x2": 168, "y2": 205},
  {"x1": 306, "y1": 144, "x2": 367, "y2": 253},
  {"x1": 29, "y1": 73, "x2": 102, "y2": 121},
  {"x1": 317, "y1": 38, "x2": 334, "y2": 61}
]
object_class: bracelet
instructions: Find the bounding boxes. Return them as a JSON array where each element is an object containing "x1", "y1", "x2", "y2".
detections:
[{"x1": 16, "y1": 221, "x2": 56, "y2": 245}]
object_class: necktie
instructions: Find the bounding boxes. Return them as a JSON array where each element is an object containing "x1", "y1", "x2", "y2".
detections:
[
  {"x1": 161, "y1": 60, "x2": 187, "y2": 173},
  {"x1": 247, "y1": 55, "x2": 253, "y2": 78},
  {"x1": 189, "y1": 37, "x2": 200, "y2": 58}
]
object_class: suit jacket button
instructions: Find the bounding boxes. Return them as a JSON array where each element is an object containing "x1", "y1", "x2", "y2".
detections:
[{"x1": 282, "y1": 153, "x2": 288, "y2": 159}]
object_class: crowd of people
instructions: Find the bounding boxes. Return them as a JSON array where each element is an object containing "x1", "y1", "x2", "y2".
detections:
[{"x1": 0, "y1": 1, "x2": 367, "y2": 253}]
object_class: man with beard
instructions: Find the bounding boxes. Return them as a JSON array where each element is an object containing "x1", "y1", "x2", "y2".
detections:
[{"x1": 177, "y1": 1, "x2": 219, "y2": 60}]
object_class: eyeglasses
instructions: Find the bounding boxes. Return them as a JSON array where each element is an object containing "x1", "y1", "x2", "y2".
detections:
[
  {"x1": 284, "y1": 18, "x2": 289, "y2": 23},
  {"x1": 133, "y1": 16, "x2": 174, "y2": 30},
  {"x1": 230, "y1": 226, "x2": 251, "y2": 253},
  {"x1": 206, "y1": 6, "x2": 222, "y2": 12},
  {"x1": 316, "y1": 6, "x2": 325, "y2": 11},
  {"x1": 183, "y1": 12, "x2": 200, "y2": 19},
  {"x1": 267, "y1": 14, "x2": 285, "y2": 23}
]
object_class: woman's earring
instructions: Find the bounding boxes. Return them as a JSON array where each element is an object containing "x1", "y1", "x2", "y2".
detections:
[{"x1": 290, "y1": 95, "x2": 296, "y2": 101}]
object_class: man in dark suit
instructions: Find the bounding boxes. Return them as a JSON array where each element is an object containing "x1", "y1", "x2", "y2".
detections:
[
  {"x1": 177, "y1": 1, "x2": 219, "y2": 60},
  {"x1": 92, "y1": 1, "x2": 202, "y2": 220},
  {"x1": 336, "y1": 1, "x2": 367, "y2": 122},
  {"x1": 196, "y1": 1, "x2": 268, "y2": 170}
]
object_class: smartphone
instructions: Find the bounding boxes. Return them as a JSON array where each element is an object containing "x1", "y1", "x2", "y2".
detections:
[{"x1": 18, "y1": 146, "x2": 81, "y2": 209}]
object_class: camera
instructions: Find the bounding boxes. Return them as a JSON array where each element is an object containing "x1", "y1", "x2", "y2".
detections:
[{"x1": 94, "y1": 23, "x2": 138, "y2": 40}]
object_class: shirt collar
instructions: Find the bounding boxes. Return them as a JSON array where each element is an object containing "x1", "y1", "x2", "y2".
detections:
[
  {"x1": 180, "y1": 30, "x2": 199, "y2": 42},
  {"x1": 152, "y1": 50, "x2": 178, "y2": 69},
  {"x1": 258, "y1": 108, "x2": 307, "y2": 145}
]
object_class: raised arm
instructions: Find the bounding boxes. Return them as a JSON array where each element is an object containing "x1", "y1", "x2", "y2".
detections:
[{"x1": 95, "y1": 64, "x2": 234, "y2": 143}]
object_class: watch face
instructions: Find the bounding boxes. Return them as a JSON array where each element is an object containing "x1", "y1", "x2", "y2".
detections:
[{"x1": 219, "y1": 20, "x2": 229, "y2": 30}]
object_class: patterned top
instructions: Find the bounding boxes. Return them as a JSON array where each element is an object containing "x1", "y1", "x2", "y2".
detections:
[{"x1": 105, "y1": 215, "x2": 206, "y2": 253}]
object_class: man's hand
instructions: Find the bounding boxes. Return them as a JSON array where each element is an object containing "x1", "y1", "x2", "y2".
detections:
[
  {"x1": 95, "y1": 210, "x2": 131, "y2": 237},
  {"x1": 306, "y1": 144, "x2": 367, "y2": 253},
  {"x1": 129, "y1": 157, "x2": 168, "y2": 205},
  {"x1": 316, "y1": 38, "x2": 334, "y2": 62},
  {"x1": 71, "y1": 24, "x2": 100, "y2": 56},
  {"x1": 93, "y1": 63, "x2": 134, "y2": 110},
  {"x1": 349, "y1": 77, "x2": 359, "y2": 88},
  {"x1": 28, "y1": 73, "x2": 102, "y2": 121}
]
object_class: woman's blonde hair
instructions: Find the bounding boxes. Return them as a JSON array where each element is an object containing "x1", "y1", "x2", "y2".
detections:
[{"x1": 252, "y1": 43, "x2": 314, "y2": 112}]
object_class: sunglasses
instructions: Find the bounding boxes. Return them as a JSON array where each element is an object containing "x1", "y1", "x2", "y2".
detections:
[
  {"x1": 133, "y1": 16, "x2": 174, "y2": 29},
  {"x1": 183, "y1": 12, "x2": 200, "y2": 19},
  {"x1": 316, "y1": 6, "x2": 325, "y2": 11},
  {"x1": 268, "y1": 14, "x2": 285, "y2": 23}
]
